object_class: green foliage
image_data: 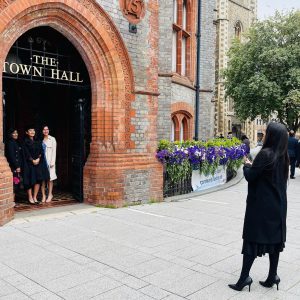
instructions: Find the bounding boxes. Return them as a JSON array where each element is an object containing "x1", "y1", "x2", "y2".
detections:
[
  {"x1": 224, "y1": 11, "x2": 300, "y2": 131},
  {"x1": 158, "y1": 139, "x2": 172, "y2": 151},
  {"x1": 166, "y1": 160, "x2": 192, "y2": 182},
  {"x1": 158, "y1": 138, "x2": 241, "y2": 151}
]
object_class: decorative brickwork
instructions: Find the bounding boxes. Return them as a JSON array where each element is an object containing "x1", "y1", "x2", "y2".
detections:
[
  {"x1": 119, "y1": 0, "x2": 146, "y2": 24},
  {"x1": 0, "y1": 0, "x2": 163, "y2": 225}
]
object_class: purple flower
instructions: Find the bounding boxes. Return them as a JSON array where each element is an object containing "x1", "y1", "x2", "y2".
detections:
[{"x1": 187, "y1": 146, "x2": 205, "y2": 166}]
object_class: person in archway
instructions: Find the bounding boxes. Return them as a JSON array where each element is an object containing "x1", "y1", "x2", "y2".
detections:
[
  {"x1": 22, "y1": 126, "x2": 50, "y2": 204},
  {"x1": 228, "y1": 122, "x2": 289, "y2": 292},
  {"x1": 5, "y1": 128, "x2": 22, "y2": 200},
  {"x1": 41, "y1": 125, "x2": 57, "y2": 203}
]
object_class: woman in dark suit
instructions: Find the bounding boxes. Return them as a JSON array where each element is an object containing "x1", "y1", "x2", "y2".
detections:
[
  {"x1": 229, "y1": 122, "x2": 289, "y2": 292},
  {"x1": 22, "y1": 126, "x2": 50, "y2": 204},
  {"x1": 5, "y1": 128, "x2": 22, "y2": 193}
]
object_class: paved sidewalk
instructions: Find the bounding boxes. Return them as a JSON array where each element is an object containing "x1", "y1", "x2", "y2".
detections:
[{"x1": 1, "y1": 169, "x2": 300, "y2": 299}]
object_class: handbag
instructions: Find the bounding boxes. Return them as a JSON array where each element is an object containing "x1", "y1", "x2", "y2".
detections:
[{"x1": 13, "y1": 171, "x2": 20, "y2": 185}]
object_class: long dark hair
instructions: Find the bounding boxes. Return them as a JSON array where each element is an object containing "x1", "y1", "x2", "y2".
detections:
[{"x1": 262, "y1": 122, "x2": 289, "y2": 182}]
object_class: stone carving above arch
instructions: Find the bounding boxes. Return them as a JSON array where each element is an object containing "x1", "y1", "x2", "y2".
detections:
[
  {"x1": 0, "y1": 0, "x2": 14, "y2": 10},
  {"x1": 119, "y1": 0, "x2": 146, "y2": 24}
]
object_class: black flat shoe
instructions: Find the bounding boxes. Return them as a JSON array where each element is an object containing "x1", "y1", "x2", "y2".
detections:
[
  {"x1": 228, "y1": 276, "x2": 253, "y2": 292},
  {"x1": 259, "y1": 275, "x2": 280, "y2": 290}
]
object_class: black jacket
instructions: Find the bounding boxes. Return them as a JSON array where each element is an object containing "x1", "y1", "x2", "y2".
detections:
[
  {"x1": 5, "y1": 139, "x2": 22, "y2": 171},
  {"x1": 288, "y1": 136, "x2": 299, "y2": 158},
  {"x1": 22, "y1": 137, "x2": 50, "y2": 188},
  {"x1": 243, "y1": 149, "x2": 287, "y2": 244}
]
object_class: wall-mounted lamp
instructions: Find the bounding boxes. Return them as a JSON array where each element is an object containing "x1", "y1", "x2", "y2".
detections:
[{"x1": 129, "y1": 23, "x2": 137, "y2": 34}]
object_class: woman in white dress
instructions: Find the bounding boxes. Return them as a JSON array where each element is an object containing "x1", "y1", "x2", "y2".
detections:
[{"x1": 41, "y1": 126, "x2": 57, "y2": 203}]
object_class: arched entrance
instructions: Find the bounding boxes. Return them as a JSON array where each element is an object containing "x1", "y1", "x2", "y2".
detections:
[
  {"x1": 0, "y1": 0, "x2": 163, "y2": 226},
  {"x1": 3, "y1": 26, "x2": 91, "y2": 207}
]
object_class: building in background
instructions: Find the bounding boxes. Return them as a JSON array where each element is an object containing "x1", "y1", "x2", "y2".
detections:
[
  {"x1": 0, "y1": 0, "x2": 218, "y2": 225},
  {"x1": 157, "y1": 0, "x2": 216, "y2": 142},
  {"x1": 215, "y1": 0, "x2": 261, "y2": 143}
]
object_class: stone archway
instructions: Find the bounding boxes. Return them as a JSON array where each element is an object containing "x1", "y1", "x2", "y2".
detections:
[{"x1": 0, "y1": 0, "x2": 163, "y2": 225}]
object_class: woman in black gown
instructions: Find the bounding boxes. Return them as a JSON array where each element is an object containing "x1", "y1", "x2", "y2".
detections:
[
  {"x1": 229, "y1": 122, "x2": 289, "y2": 292},
  {"x1": 5, "y1": 128, "x2": 22, "y2": 194},
  {"x1": 22, "y1": 126, "x2": 50, "y2": 204}
]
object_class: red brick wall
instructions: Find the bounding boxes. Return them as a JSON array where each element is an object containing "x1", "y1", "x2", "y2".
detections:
[{"x1": 0, "y1": 0, "x2": 163, "y2": 225}]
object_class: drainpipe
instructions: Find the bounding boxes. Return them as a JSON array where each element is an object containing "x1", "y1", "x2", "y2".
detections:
[{"x1": 194, "y1": 0, "x2": 202, "y2": 141}]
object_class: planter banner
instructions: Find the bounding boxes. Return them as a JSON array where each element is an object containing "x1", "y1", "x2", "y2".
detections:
[{"x1": 192, "y1": 166, "x2": 227, "y2": 192}]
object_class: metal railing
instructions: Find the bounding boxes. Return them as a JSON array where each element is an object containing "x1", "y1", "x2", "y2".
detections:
[{"x1": 163, "y1": 168, "x2": 236, "y2": 198}]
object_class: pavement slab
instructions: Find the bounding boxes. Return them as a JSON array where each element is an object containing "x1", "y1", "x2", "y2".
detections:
[{"x1": 0, "y1": 168, "x2": 299, "y2": 299}]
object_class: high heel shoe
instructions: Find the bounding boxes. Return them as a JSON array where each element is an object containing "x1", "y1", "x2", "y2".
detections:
[
  {"x1": 28, "y1": 198, "x2": 35, "y2": 205},
  {"x1": 259, "y1": 275, "x2": 280, "y2": 290},
  {"x1": 228, "y1": 276, "x2": 253, "y2": 292}
]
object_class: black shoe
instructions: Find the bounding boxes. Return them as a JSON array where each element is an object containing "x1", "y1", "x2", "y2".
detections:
[
  {"x1": 259, "y1": 275, "x2": 280, "y2": 290},
  {"x1": 228, "y1": 276, "x2": 253, "y2": 292},
  {"x1": 290, "y1": 176, "x2": 295, "y2": 179}
]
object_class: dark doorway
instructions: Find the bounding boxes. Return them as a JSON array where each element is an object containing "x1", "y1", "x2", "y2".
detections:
[{"x1": 2, "y1": 26, "x2": 91, "y2": 206}]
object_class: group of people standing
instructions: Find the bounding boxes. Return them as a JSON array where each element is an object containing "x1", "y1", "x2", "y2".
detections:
[{"x1": 5, "y1": 125, "x2": 57, "y2": 204}]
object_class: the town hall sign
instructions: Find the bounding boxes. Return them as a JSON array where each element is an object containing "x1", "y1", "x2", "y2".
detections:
[{"x1": 3, "y1": 54, "x2": 83, "y2": 83}]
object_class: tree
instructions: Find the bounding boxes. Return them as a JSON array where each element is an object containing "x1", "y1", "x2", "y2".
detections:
[{"x1": 224, "y1": 11, "x2": 300, "y2": 131}]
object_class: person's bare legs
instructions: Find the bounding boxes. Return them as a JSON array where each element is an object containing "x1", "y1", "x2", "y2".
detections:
[
  {"x1": 41, "y1": 181, "x2": 47, "y2": 203},
  {"x1": 33, "y1": 184, "x2": 40, "y2": 203},
  {"x1": 46, "y1": 181, "x2": 54, "y2": 202},
  {"x1": 27, "y1": 188, "x2": 35, "y2": 204}
]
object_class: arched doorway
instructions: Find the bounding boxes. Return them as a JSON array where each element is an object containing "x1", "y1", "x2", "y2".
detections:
[
  {"x1": 3, "y1": 26, "x2": 91, "y2": 207},
  {"x1": 0, "y1": 0, "x2": 163, "y2": 226}
]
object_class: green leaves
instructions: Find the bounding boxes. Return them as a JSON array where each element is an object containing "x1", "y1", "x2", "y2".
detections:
[{"x1": 224, "y1": 11, "x2": 300, "y2": 130}]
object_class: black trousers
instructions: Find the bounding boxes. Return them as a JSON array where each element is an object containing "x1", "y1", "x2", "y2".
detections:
[{"x1": 290, "y1": 157, "x2": 296, "y2": 177}]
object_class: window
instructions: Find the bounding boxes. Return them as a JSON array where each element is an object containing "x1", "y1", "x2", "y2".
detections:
[
  {"x1": 172, "y1": 0, "x2": 192, "y2": 77},
  {"x1": 172, "y1": 31, "x2": 177, "y2": 72},
  {"x1": 181, "y1": 37, "x2": 186, "y2": 76},
  {"x1": 171, "y1": 118, "x2": 175, "y2": 142},
  {"x1": 171, "y1": 112, "x2": 192, "y2": 141},
  {"x1": 234, "y1": 21, "x2": 242, "y2": 40}
]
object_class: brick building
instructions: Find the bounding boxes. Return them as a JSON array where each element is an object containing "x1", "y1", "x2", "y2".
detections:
[
  {"x1": 0, "y1": 0, "x2": 216, "y2": 225},
  {"x1": 158, "y1": 0, "x2": 216, "y2": 142},
  {"x1": 215, "y1": 0, "x2": 258, "y2": 141}
]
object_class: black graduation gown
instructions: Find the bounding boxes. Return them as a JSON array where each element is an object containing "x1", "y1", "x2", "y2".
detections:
[
  {"x1": 5, "y1": 139, "x2": 22, "y2": 171},
  {"x1": 22, "y1": 137, "x2": 50, "y2": 189},
  {"x1": 242, "y1": 149, "x2": 287, "y2": 257}
]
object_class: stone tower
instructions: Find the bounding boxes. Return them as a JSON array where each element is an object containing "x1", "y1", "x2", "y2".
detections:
[{"x1": 215, "y1": 0, "x2": 257, "y2": 139}]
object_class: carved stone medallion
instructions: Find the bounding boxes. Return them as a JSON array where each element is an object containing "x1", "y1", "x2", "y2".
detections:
[{"x1": 119, "y1": 0, "x2": 146, "y2": 24}]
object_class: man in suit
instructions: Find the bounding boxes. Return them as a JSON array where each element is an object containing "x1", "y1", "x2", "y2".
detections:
[{"x1": 288, "y1": 130, "x2": 299, "y2": 179}]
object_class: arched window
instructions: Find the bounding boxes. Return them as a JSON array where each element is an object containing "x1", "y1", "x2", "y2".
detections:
[
  {"x1": 171, "y1": 118, "x2": 175, "y2": 142},
  {"x1": 172, "y1": 0, "x2": 178, "y2": 72},
  {"x1": 172, "y1": 0, "x2": 192, "y2": 77},
  {"x1": 171, "y1": 111, "x2": 192, "y2": 141},
  {"x1": 182, "y1": 117, "x2": 188, "y2": 141},
  {"x1": 234, "y1": 21, "x2": 242, "y2": 40}
]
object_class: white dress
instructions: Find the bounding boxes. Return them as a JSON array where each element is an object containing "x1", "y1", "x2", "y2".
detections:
[{"x1": 43, "y1": 135, "x2": 57, "y2": 181}]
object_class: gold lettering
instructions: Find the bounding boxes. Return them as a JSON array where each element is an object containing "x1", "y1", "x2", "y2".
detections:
[
  {"x1": 69, "y1": 72, "x2": 77, "y2": 82},
  {"x1": 3, "y1": 62, "x2": 9, "y2": 73},
  {"x1": 49, "y1": 58, "x2": 57, "y2": 67},
  {"x1": 9, "y1": 63, "x2": 20, "y2": 74},
  {"x1": 19, "y1": 64, "x2": 32, "y2": 75},
  {"x1": 51, "y1": 68, "x2": 60, "y2": 80},
  {"x1": 33, "y1": 66, "x2": 43, "y2": 77},
  {"x1": 60, "y1": 71, "x2": 69, "y2": 81},
  {"x1": 41, "y1": 56, "x2": 49, "y2": 66},
  {"x1": 32, "y1": 55, "x2": 41, "y2": 64},
  {"x1": 76, "y1": 72, "x2": 83, "y2": 83}
]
